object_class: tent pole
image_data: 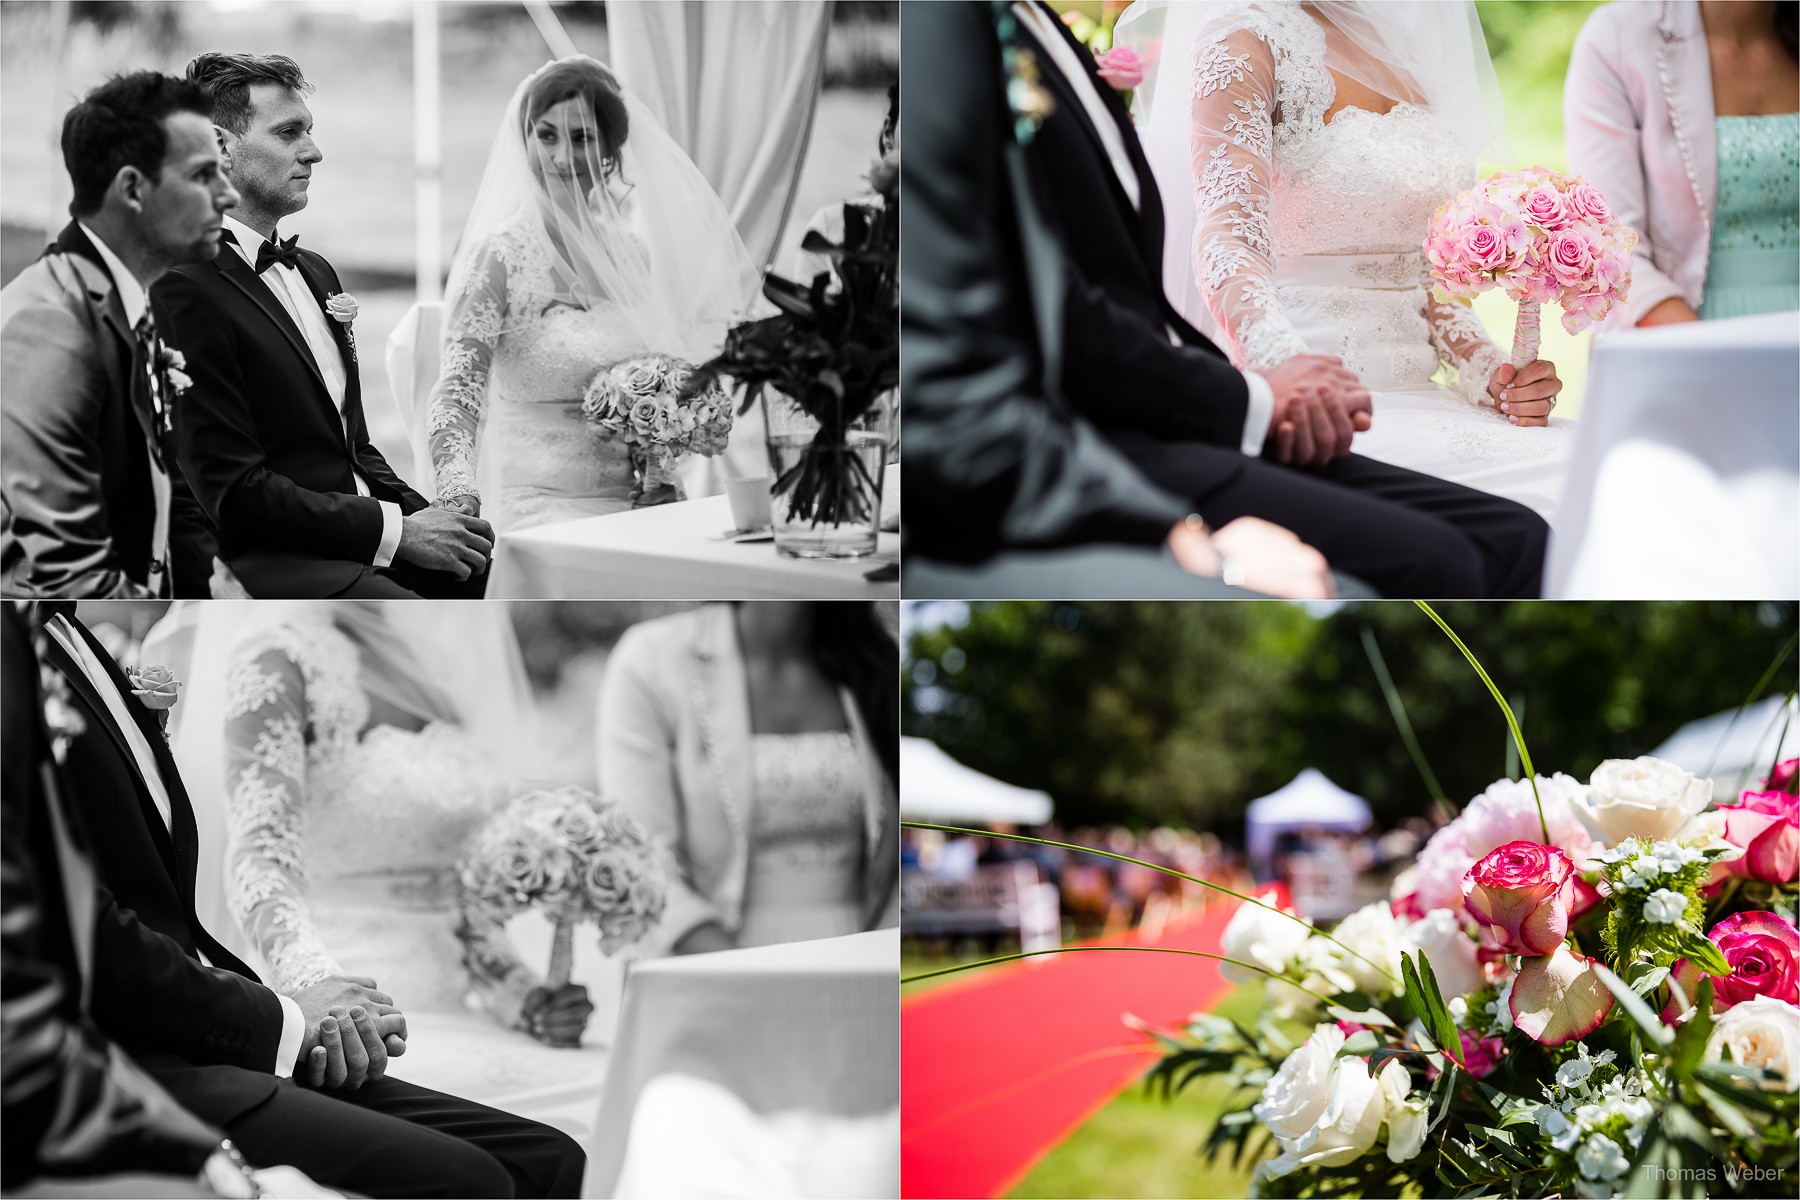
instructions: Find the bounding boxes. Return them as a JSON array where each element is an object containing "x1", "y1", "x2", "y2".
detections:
[{"x1": 413, "y1": 0, "x2": 442, "y2": 302}]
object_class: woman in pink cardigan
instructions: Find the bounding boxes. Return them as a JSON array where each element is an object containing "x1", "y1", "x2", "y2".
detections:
[{"x1": 1565, "y1": 0, "x2": 1798, "y2": 329}]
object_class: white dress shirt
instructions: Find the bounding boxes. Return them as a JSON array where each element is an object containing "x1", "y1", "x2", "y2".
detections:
[
  {"x1": 77, "y1": 223, "x2": 173, "y2": 591},
  {"x1": 47, "y1": 615, "x2": 304, "y2": 1077},
  {"x1": 1012, "y1": 2, "x2": 1275, "y2": 455},
  {"x1": 222, "y1": 214, "x2": 402, "y2": 567}
]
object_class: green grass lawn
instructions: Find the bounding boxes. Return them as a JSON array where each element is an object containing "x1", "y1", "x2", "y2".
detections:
[{"x1": 1005, "y1": 983, "x2": 1271, "y2": 1199}]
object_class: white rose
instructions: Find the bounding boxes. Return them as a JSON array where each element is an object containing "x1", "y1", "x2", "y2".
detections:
[
  {"x1": 1220, "y1": 893, "x2": 1312, "y2": 984},
  {"x1": 1707, "y1": 996, "x2": 1800, "y2": 1092},
  {"x1": 1576, "y1": 757, "x2": 1712, "y2": 847},
  {"x1": 1327, "y1": 902, "x2": 1408, "y2": 997},
  {"x1": 1376, "y1": 1059, "x2": 1428, "y2": 1163},
  {"x1": 1403, "y1": 908, "x2": 1486, "y2": 1002},
  {"x1": 1254, "y1": 1023, "x2": 1342, "y2": 1148},
  {"x1": 1290, "y1": 1056, "x2": 1388, "y2": 1169}
]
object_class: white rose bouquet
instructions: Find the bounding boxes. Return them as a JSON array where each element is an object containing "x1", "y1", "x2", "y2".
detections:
[
  {"x1": 580, "y1": 354, "x2": 733, "y2": 507},
  {"x1": 457, "y1": 786, "x2": 668, "y2": 989},
  {"x1": 905, "y1": 604, "x2": 1800, "y2": 1199}
]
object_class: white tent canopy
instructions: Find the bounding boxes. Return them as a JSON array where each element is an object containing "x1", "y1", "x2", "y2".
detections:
[
  {"x1": 899, "y1": 738, "x2": 1054, "y2": 826},
  {"x1": 1651, "y1": 695, "x2": 1797, "y2": 788},
  {"x1": 1244, "y1": 768, "x2": 1372, "y2": 866}
]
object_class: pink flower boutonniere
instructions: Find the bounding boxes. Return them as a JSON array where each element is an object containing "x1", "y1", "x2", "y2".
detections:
[
  {"x1": 1094, "y1": 46, "x2": 1144, "y2": 111},
  {"x1": 125, "y1": 664, "x2": 181, "y2": 737},
  {"x1": 326, "y1": 292, "x2": 359, "y2": 362}
]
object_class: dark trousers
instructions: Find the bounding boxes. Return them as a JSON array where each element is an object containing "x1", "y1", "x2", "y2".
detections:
[
  {"x1": 223, "y1": 1075, "x2": 582, "y2": 1198},
  {"x1": 1109, "y1": 435, "x2": 1548, "y2": 598},
  {"x1": 329, "y1": 559, "x2": 490, "y2": 600}
]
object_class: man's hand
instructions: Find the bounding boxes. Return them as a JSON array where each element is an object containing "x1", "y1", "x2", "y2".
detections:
[
  {"x1": 1260, "y1": 354, "x2": 1370, "y2": 466},
  {"x1": 291, "y1": 976, "x2": 404, "y2": 1089},
  {"x1": 1167, "y1": 516, "x2": 1334, "y2": 599},
  {"x1": 249, "y1": 1165, "x2": 343, "y2": 1198},
  {"x1": 208, "y1": 557, "x2": 252, "y2": 599},
  {"x1": 519, "y1": 983, "x2": 595, "y2": 1047},
  {"x1": 1487, "y1": 359, "x2": 1563, "y2": 427},
  {"x1": 394, "y1": 507, "x2": 493, "y2": 580}
]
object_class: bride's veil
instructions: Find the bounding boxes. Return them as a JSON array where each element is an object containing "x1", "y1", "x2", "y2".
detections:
[
  {"x1": 409, "y1": 54, "x2": 762, "y2": 500},
  {"x1": 174, "y1": 601, "x2": 538, "y2": 976},
  {"x1": 1116, "y1": 0, "x2": 1510, "y2": 339}
]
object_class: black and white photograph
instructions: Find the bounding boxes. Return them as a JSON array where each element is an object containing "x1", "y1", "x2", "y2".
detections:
[
  {"x1": 1, "y1": 1, "x2": 898, "y2": 602},
  {"x1": 3, "y1": 598, "x2": 899, "y2": 1197}
]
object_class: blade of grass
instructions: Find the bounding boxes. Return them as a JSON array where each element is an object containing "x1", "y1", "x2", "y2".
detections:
[
  {"x1": 900, "y1": 944, "x2": 1340, "y2": 1008},
  {"x1": 1705, "y1": 629, "x2": 1797, "y2": 778},
  {"x1": 1414, "y1": 602, "x2": 1546, "y2": 843},
  {"x1": 1361, "y1": 627, "x2": 1453, "y2": 821}
]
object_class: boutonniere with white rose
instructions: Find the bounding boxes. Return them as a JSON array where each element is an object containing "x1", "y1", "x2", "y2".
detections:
[
  {"x1": 326, "y1": 292, "x2": 358, "y2": 361},
  {"x1": 125, "y1": 664, "x2": 181, "y2": 737}
]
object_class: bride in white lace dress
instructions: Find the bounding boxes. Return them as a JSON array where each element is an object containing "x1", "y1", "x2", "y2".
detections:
[
  {"x1": 421, "y1": 56, "x2": 759, "y2": 533},
  {"x1": 173, "y1": 602, "x2": 611, "y2": 1138},
  {"x1": 1128, "y1": 0, "x2": 1574, "y2": 522}
]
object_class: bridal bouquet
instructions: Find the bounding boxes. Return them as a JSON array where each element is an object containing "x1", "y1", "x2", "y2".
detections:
[
  {"x1": 1425, "y1": 168, "x2": 1636, "y2": 367},
  {"x1": 458, "y1": 786, "x2": 667, "y2": 988},
  {"x1": 905, "y1": 606, "x2": 1798, "y2": 1199},
  {"x1": 581, "y1": 354, "x2": 733, "y2": 506}
]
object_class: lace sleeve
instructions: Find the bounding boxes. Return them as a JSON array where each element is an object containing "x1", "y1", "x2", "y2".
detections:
[
  {"x1": 224, "y1": 646, "x2": 340, "y2": 995},
  {"x1": 1421, "y1": 259, "x2": 1507, "y2": 407},
  {"x1": 1190, "y1": 28, "x2": 1310, "y2": 371},
  {"x1": 427, "y1": 244, "x2": 509, "y2": 502},
  {"x1": 455, "y1": 895, "x2": 541, "y2": 1030}
]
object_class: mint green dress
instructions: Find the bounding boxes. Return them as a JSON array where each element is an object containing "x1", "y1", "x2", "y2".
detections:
[{"x1": 1698, "y1": 111, "x2": 1800, "y2": 319}]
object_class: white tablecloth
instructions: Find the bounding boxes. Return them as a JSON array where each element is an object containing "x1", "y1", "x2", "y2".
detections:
[
  {"x1": 584, "y1": 929, "x2": 900, "y2": 1198},
  {"x1": 488, "y1": 474, "x2": 900, "y2": 599},
  {"x1": 1548, "y1": 311, "x2": 1799, "y2": 598}
]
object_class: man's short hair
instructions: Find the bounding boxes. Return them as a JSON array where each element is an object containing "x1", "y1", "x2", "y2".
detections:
[
  {"x1": 184, "y1": 52, "x2": 312, "y2": 135},
  {"x1": 61, "y1": 71, "x2": 212, "y2": 217}
]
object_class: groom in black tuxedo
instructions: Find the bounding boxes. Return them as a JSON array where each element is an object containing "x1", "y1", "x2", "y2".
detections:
[
  {"x1": 32, "y1": 603, "x2": 586, "y2": 1197},
  {"x1": 151, "y1": 52, "x2": 494, "y2": 599},
  {"x1": 903, "y1": 1, "x2": 1550, "y2": 598}
]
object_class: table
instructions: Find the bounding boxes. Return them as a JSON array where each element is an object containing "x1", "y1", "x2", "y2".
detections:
[
  {"x1": 488, "y1": 473, "x2": 900, "y2": 599},
  {"x1": 1547, "y1": 311, "x2": 1799, "y2": 598},
  {"x1": 584, "y1": 928, "x2": 899, "y2": 1198}
]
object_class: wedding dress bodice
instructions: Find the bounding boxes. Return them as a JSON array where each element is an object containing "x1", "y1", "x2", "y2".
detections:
[
  {"x1": 223, "y1": 616, "x2": 529, "y2": 1010},
  {"x1": 428, "y1": 212, "x2": 646, "y2": 531},
  {"x1": 1189, "y1": 4, "x2": 1506, "y2": 400},
  {"x1": 739, "y1": 730, "x2": 864, "y2": 947}
]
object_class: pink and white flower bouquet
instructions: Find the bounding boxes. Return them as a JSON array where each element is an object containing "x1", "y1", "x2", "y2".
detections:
[
  {"x1": 1425, "y1": 168, "x2": 1637, "y2": 367},
  {"x1": 905, "y1": 606, "x2": 1799, "y2": 1199},
  {"x1": 581, "y1": 354, "x2": 733, "y2": 506},
  {"x1": 457, "y1": 786, "x2": 667, "y2": 989}
]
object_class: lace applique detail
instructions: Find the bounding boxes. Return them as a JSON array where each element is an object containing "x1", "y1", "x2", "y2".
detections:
[{"x1": 1193, "y1": 43, "x2": 1253, "y2": 97}]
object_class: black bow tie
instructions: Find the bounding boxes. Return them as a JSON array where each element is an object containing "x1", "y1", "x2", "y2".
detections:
[{"x1": 255, "y1": 234, "x2": 302, "y2": 275}]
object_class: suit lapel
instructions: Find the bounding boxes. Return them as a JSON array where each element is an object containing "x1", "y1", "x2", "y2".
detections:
[
  {"x1": 41, "y1": 635, "x2": 180, "y2": 872},
  {"x1": 54, "y1": 223, "x2": 169, "y2": 467},
  {"x1": 213, "y1": 240, "x2": 340, "y2": 423}
]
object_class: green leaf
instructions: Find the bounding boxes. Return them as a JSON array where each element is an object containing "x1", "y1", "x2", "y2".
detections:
[
  {"x1": 1671, "y1": 928, "x2": 1732, "y2": 978},
  {"x1": 1328, "y1": 1005, "x2": 1399, "y2": 1028},
  {"x1": 1592, "y1": 961, "x2": 1674, "y2": 1047},
  {"x1": 1340, "y1": 1029, "x2": 1382, "y2": 1056}
]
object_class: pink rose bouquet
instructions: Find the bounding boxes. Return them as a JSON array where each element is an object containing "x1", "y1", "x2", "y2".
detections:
[
  {"x1": 582, "y1": 354, "x2": 733, "y2": 506},
  {"x1": 1424, "y1": 168, "x2": 1637, "y2": 364},
  {"x1": 457, "y1": 786, "x2": 667, "y2": 989}
]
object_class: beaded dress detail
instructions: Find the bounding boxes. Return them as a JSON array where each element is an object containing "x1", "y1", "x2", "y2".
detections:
[{"x1": 738, "y1": 730, "x2": 864, "y2": 947}]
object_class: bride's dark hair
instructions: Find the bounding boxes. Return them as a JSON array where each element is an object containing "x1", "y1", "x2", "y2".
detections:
[
  {"x1": 521, "y1": 58, "x2": 630, "y2": 185},
  {"x1": 807, "y1": 603, "x2": 898, "y2": 786}
]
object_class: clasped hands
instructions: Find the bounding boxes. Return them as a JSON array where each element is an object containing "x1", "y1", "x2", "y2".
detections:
[{"x1": 291, "y1": 975, "x2": 408, "y2": 1090}]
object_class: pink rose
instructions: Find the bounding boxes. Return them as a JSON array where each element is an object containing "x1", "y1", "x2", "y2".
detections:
[
  {"x1": 1458, "y1": 223, "x2": 1510, "y2": 274},
  {"x1": 1462, "y1": 841, "x2": 1576, "y2": 956},
  {"x1": 1094, "y1": 46, "x2": 1144, "y2": 91},
  {"x1": 1720, "y1": 789, "x2": 1800, "y2": 882},
  {"x1": 1521, "y1": 183, "x2": 1572, "y2": 231},
  {"x1": 1565, "y1": 181, "x2": 1612, "y2": 223},
  {"x1": 1545, "y1": 229, "x2": 1598, "y2": 288},
  {"x1": 1766, "y1": 758, "x2": 1798, "y2": 794},
  {"x1": 1667, "y1": 911, "x2": 1800, "y2": 1020}
]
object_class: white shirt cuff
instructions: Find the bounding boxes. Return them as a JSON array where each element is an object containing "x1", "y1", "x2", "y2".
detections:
[
  {"x1": 273, "y1": 994, "x2": 305, "y2": 1077},
  {"x1": 371, "y1": 501, "x2": 403, "y2": 568},
  {"x1": 1239, "y1": 370, "x2": 1276, "y2": 456}
]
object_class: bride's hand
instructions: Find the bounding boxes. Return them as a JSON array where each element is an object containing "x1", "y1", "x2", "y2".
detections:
[
  {"x1": 432, "y1": 494, "x2": 481, "y2": 518},
  {"x1": 520, "y1": 983, "x2": 594, "y2": 1047},
  {"x1": 1488, "y1": 360, "x2": 1562, "y2": 427}
]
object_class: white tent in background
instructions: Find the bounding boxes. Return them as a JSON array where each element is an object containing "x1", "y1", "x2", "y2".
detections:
[
  {"x1": 1244, "y1": 768, "x2": 1372, "y2": 869},
  {"x1": 899, "y1": 738, "x2": 1053, "y2": 826},
  {"x1": 1651, "y1": 695, "x2": 1797, "y2": 791}
]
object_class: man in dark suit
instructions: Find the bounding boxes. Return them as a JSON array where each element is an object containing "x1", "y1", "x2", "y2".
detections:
[
  {"x1": 1, "y1": 73, "x2": 245, "y2": 601},
  {"x1": 152, "y1": 53, "x2": 493, "y2": 599},
  {"x1": 903, "y1": 2, "x2": 1550, "y2": 598},
  {"x1": 36, "y1": 605, "x2": 587, "y2": 1197}
]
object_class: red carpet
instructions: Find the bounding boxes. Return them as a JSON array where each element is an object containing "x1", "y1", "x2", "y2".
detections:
[{"x1": 902, "y1": 891, "x2": 1272, "y2": 1199}]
